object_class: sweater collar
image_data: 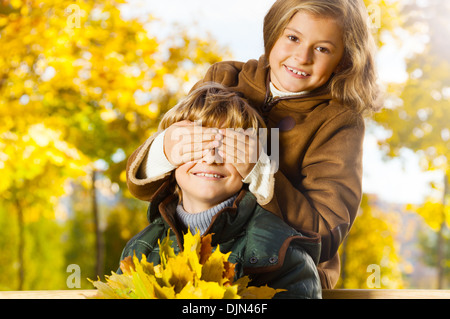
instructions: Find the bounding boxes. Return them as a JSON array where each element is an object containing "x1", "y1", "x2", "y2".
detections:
[
  {"x1": 175, "y1": 194, "x2": 239, "y2": 235},
  {"x1": 269, "y1": 82, "x2": 310, "y2": 98}
]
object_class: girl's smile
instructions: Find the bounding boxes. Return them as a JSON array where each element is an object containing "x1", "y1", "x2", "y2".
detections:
[
  {"x1": 285, "y1": 65, "x2": 311, "y2": 78},
  {"x1": 269, "y1": 11, "x2": 344, "y2": 93}
]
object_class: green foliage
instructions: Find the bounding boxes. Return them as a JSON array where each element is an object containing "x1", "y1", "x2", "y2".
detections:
[
  {"x1": 0, "y1": 206, "x2": 67, "y2": 290},
  {"x1": 417, "y1": 227, "x2": 450, "y2": 275}
]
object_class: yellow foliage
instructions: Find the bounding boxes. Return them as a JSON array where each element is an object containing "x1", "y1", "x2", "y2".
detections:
[
  {"x1": 337, "y1": 195, "x2": 405, "y2": 289},
  {"x1": 0, "y1": 0, "x2": 225, "y2": 210},
  {"x1": 0, "y1": 0, "x2": 223, "y2": 291},
  {"x1": 411, "y1": 200, "x2": 450, "y2": 231},
  {"x1": 90, "y1": 230, "x2": 284, "y2": 299}
]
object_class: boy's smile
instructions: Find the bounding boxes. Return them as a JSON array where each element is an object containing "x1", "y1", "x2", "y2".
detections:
[
  {"x1": 175, "y1": 152, "x2": 243, "y2": 214},
  {"x1": 269, "y1": 11, "x2": 344, "y2": 93},
  {"x1": 191, "y1": 170, "x2": 225, "y2": 180}
]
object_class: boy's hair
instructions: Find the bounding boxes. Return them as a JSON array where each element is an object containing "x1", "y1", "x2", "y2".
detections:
[
  {"x1": 263, "y1": 0, "x2": 380, "y2": 115},
  {"x1": 158, "y1": 82, "x2": 265, "y2": 131}
]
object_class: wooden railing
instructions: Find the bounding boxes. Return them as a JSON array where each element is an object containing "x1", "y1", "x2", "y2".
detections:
[
  {"x1": 322, "y1": 289, "x2": 450, "y2": 299},
  {"x1": 0, "y1": 290, "x2": 96, "y2": 299},
  {"x1": 1, "y1": 289, "x2": 450, "y2": 299}
]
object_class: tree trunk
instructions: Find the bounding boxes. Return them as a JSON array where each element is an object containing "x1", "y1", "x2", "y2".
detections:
[
  {"x1": 437, "y1": 173, "x2": 448, "y2": 289},
  {"x1": 437, "y1": 222, "x2": 445, "y2": 289},
  {"x1": 15, "y1": 197, "x2": 25, "y2": 290},
  {"x1": 92, "y1": 170, "x2": 104, "y2": 278}
]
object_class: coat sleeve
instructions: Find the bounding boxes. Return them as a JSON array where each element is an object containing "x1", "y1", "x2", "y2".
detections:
[
  {"x1": 249, "y1": 244, "x2": 322, "y2": 299},
  {"x1": 126, "y1": 131, "x2": 173, "y2": 201},
  {"x1": 273, "y1": 246, "x2": 322, "y2": 299},
  {"x1": 190, "y1": 61, "x2": 243, "y2": 91},
  {"x1": 263, "y1": 111, "x2": 365, "y2": 264}
]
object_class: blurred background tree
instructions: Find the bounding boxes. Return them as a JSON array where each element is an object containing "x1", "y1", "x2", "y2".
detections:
[
  {"x1": 337, "y1": 195, "x2": 405, "y2": 289},
  {"x1": 0, "y1": 0, "x2": 225, "y2": 290},
  {"x1": 373, "y1": 0, "x2": 450, "y2": 289},
  {"x1": 334, "y1": 0, "x2": 407, "y2": 290},
  {"x1": 337, "y1": 0, "x2": 450, "y2": 290}
]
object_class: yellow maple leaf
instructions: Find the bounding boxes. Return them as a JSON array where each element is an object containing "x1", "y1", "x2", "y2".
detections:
[
  {"x1": 180, "y1": 229, "x2": 203, "y2": 278},
  {"x1": 164, "y1": 256, "x2": 195, "y2": 293},
  {"x1": 201, "y1": 248, "x2": 232, "y2": 285}
]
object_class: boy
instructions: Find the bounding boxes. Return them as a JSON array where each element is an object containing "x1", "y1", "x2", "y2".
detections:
[{"x1": 119, "y1": 83, "x2": 322, "y2": 298}]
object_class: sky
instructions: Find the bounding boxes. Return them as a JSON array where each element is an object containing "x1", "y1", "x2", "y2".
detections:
[{"x1": 122, "y1": 0, "x2": 442, "y2": 204}]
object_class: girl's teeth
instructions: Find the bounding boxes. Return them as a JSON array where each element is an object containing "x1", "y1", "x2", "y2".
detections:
[{"x1": 287, "y1": 66, "x2": 308, "y2": 76}]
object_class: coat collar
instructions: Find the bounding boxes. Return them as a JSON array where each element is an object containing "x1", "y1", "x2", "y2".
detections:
[
  {"x1": 147, "y1": 181, "x2": 256, "y2": 249},
  {"x1": 146, "y1": 180, "x2": 322, "y2": 273}
]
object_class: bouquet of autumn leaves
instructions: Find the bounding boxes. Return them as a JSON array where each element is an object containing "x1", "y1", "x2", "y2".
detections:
[{"x1": 90, "y1": 230, "x2": 284, "y2": 299}]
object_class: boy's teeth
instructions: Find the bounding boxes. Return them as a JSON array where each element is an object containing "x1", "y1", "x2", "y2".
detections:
[{"x1": 195, "y1": 173, "x2": 222, "y2": 178}]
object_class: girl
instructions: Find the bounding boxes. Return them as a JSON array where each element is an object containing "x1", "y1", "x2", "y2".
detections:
[{"x1": 126, "y1": 0, "x2": 380, "y2": 289}]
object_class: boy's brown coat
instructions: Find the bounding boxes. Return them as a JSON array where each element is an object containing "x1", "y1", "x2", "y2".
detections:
[{"x1": 126, "y1": 56, "x2": 365, "y2": 289}]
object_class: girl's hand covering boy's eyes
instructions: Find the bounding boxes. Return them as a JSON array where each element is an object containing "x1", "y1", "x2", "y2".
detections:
[
  {"x1": 217, "y1": 128, "x2": 262, "y2": 179},
  {"x1": 164, "y1": 120, "x2": 221, "y2": 166}
]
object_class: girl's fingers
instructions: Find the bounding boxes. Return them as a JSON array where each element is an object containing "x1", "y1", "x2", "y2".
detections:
[
  {"x1": 167, "y1": 122, "x2": 262, "y2": 166},
  {"x1": 218, "y1": 144, "x2": 247, "y2": 163},
  {"x1": 192, "y1": 127, "x2": 221, "y2": 143},
  {"x1": 184, "y1": 140, "x2": 218, "y2": 153},
  {"x1": 167, "y1": 123, "x2": 222, "y2": 165},
  {"x1": 217, "y1": 148, "x2": 255, "y2": 178},
  {"x1": 180, "y1": 149, "x2": 206, "y2": 163},
  {"x1": 170, "y1": 125, "x2": 219, "y2": 144},
  {"x1": 219, "y1": 130, "x2": 261, "y2": 164},
  {"x1": 172, "y1": 140, "x2": 218, "y2": 164}
]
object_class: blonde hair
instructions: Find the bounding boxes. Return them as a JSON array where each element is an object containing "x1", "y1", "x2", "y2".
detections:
[
  {"x1": 263, "y1": 0, "x2": 380, "y2": 114},
  {"x1": 159, "y1": 83, "x2": 265, "y2": 131}
]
